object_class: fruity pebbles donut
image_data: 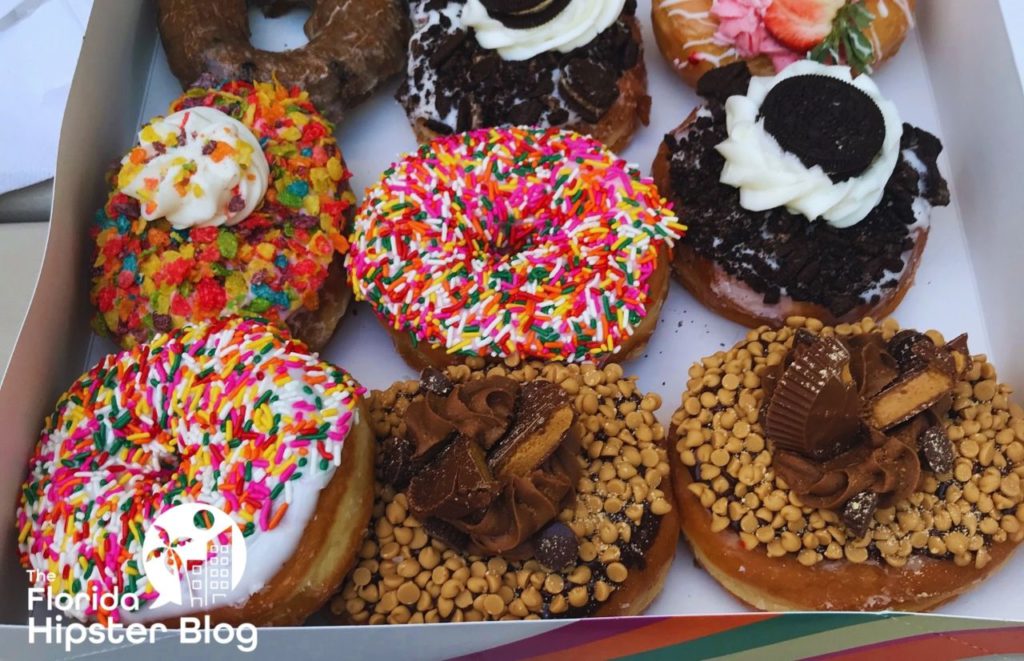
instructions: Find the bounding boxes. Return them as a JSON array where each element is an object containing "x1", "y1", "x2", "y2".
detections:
[
  {"x1": 16, "y1": 318, "x2": 374, "y2": 626},
  {"x1": 347, "y1": 126, "x2": 684, "y2": 370},
  {"x1": 91, "y1": 80, "x2": 356, "y2": 351}
]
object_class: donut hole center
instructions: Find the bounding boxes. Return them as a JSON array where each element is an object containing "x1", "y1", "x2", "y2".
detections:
[{"x1": 247, "y1": 1, "x2": 311, "y2": 53}]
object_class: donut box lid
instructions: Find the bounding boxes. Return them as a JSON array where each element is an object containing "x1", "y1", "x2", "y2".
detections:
[{"x1": 0, "y1": 0, "x2": 1023, "y2": 657}]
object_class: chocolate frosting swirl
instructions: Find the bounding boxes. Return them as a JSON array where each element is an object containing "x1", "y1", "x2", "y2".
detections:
[
  {"x1": 405, "y1": 376, "x2": 520, "y2": 461},
  {"x1": 395, "y1": 372, "x2": 581, "y2": 558},
  {"x1": 766, "y1": 331, "x2": 970, "y2": 529}
]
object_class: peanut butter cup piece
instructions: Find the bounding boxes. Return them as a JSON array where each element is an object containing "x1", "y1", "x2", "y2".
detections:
[
  {"x1": 489, "y1": 380, "x2": 576, "y2": 479},
  {"x1": 408, "y1": 436, "x2": 500, "y2": 521},
  {"x1": 764, "y1": 336, "x2": 862, "y2": 460},
  {"x1": 844, "y1": 334, "x2": 899, "y2": 399},
  {"x1": 758, "y1": 75, "x2": 885, "y2": 183},
  {"x1": 868, "y1": 365, "x2": 956, "y2": 431}
]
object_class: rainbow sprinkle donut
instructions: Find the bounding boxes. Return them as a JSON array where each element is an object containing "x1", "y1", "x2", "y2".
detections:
[
  {"x1": 91, "y1": 80, "x2": 355, "y2": 349},
  {"x1": 347, "y1": 127, "x2": 685, "y2": 366},
  {"x1": 16, "y1": 318, "x2": 366, "y2": 623}
]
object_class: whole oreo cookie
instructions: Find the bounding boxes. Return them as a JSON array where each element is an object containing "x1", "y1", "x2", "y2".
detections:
[
  {"x1": 758, "y1": 75, "x2": 885, "y2": 183},
  {"x1": 481, "y1": 0, "x2": 572, "y2": 30}
]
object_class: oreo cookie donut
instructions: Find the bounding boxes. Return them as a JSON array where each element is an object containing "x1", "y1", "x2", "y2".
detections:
[
  {"x1": 397, "y1": 0, "x2": 649, "y2": 152},
  {"x1": 331, "y1": 358, "x2": 678, "y2": 624},
  {"x1": 91, "y1": 80, "x2": 355, "y2": 350},
  {"x1": 652, "y1": 61, "x2": 949, "y2": 328},
  {"x1": 157, "y1": 0, "x2": 410, "y2": 123},
  {"x1": 668, "y1": 316, "x2": 1024, "y2": 611},
  {"x1": 348, "y1": 126, "x2": 683, "y2": 370},
  {"x1": 652, "y1": 0, "x2": 915, "y2": 88}
]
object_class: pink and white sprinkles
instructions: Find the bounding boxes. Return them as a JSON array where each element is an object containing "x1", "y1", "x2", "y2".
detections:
[
  {"x1": 16, "y1": 317, "x2": 363, "y2": 622},
  {"x1": 347, "y1": 127, "x2": 685, "y2": 362}
]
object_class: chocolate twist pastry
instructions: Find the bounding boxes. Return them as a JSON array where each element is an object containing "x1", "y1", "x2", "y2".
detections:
[{"x1": 157, "y1": 0, "x2": 410, "y2": 123}]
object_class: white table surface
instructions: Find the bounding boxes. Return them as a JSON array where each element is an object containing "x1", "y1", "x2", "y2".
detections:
[{"x1": 1, "y1": 3, "x2": 1023, "y2": 381}]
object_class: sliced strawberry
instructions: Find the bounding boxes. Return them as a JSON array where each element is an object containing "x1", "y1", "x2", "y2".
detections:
[{"x1": 764, "y1": 0, "x2": 844, "y2": 53}]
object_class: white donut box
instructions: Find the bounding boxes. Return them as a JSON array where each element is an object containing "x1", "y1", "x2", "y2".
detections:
[{"x1": 1, "y1": 1, "x2": 1023, "y2": 658}]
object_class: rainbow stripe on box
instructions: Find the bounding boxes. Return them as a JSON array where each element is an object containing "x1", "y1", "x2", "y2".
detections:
[{"x1": 451, "y1": 614, "x2": 1024, "y2": 660}]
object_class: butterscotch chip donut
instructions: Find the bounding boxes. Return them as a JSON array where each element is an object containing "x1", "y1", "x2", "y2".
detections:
[
  {"x1": 331, "y1": 358, "x2": 678, "y2": 624},
  {"x1": 669, "y1": 316, "x2": 1024, "y2": 611}
]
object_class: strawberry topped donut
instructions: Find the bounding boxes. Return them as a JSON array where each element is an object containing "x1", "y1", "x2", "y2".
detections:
[
  {"x1": 91, "y1": 80, "x2": 355, "y2": 350},
  {"x1": 652, "y1": 0, "x2": 916, "y2": 87},
  {"x1": 347, "y1": 126, "x2": 684, "y2": 370}
]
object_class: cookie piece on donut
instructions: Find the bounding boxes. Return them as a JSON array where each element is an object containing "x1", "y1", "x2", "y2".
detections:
[
  {"x1": 347, "y1": 126, "x2": 684, "y2": 370},
  {"x1": 652, "y1": 0, "x2": 916, "y2": 88},
  {"x1": 653, "y1": 62, "x2": 949, "y2": 328},
  {"x1": 91, "y1": 80, "x2": 355, "y2": 350},
  {"x1": 157, "y1": 0, "x2": 410, "y2": 123},
  {"x1": 668, "y1": 316, "x2": 1024, "y2": 611},
  {"x1": 398, "y1": 0, "x2": 649, "y2": 152},
  {"x1": 331, "y1": 358, "x2": 677, "y2": 624},
  {"x1": 15, "y1": 318, "x2": 374, "y2": 625}
]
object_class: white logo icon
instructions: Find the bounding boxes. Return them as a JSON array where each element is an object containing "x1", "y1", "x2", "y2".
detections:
[{"x1": 141, "y1": 503, "x2": 246, "y2": 610}]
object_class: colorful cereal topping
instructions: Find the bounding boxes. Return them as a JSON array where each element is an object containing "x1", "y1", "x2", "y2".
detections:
[
  {"x1": 16, "y1": 318, "x2": 364, "y2": 622},
  {"x1": 347, "y1": 127, "x2": 685, "y2": 362},
  {"x1": 91, "y1": 80, "x2": 355, "y2": 348}
]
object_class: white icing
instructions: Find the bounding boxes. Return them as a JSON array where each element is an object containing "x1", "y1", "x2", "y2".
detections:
[
  {"x1": 118, "y1": 107, "x2": 269, "y2": 230},
  {"x1": 461, "y1": 0, "x2": 625, "y2": 61},
  {"x1": 715, "y1": 60, "x2": 903, "y2": 228}
]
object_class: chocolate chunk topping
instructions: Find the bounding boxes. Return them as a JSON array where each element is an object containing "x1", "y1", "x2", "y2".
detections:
[
  {"x1": 481, "y1": 0, "x2": 572, "y2": 29},
  {"x1": 919, "y1": 425, "x2": 955, "y2": 474},
  {"x1": 559, "y1": 59, "x2": 621, "y2": 124},
  {"x1": 888, "y1": 330, "x2": 935, "y2": 371},
  {"x1": 381, "y1": 436, "x2": 416, "y2": 488},
  {"x1": 696, "y1": 61, "x2": 752, "y2": 105},
  {"x1": 665, "y1": 103, "x2": 950, "y2": 317},
  {"x1": 533, "y1": 521, "x2": 578, "y2": 571},
  {"x1": 842, "y1": 491, "x2": 879, "y2": 538},
  {"x1": 421, "y1": 366, "x2": 455, "y2": 397},
  {"x1": 759, "y1": 75, "x2": 885, "y2": 183}
]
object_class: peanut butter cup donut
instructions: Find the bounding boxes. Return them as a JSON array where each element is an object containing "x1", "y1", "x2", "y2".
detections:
[
  {"x1": 157, "y1": 0, "x2": 410, "y2": 122},
  {"x1": 652, "y1": 0, "x2": 915, "y2": 88},
  {"x1": 91, "y1": 80, "x2": 355, "y2": 350},
  {"x1": 348, "y1": 126, "x2": 684, "y2": 370},
  {"x1": 653, "y1": 61, "x2": 949, "y2": 328},
  {"x1": 398, "y1": 0, "x2": 649, "y2": 151},
  {"x1": 331, "y1": 359, "x2": 678, "y2": 624},
  {"x1": 668, "y1": 316, "x2": 1024, "y2": 611}
]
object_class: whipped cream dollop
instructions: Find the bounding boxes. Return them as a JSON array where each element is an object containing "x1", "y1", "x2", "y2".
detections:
[
  {"x1": 117, "y1": 106, "x2": 269, "y2": 230},
  {"x1": 461, "y1": 0, "x2": 625, "y2": 61},
  {"x1": 716, "y1": 61, "x2": 902, "y2": 228}
]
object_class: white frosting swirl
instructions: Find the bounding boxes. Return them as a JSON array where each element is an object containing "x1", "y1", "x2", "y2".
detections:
[
  {"x1": 460, "y1": 0, "x2": 625, "y2": 61},
  {"x1": 715, "y1": 61, "x2": 902, "y2": 228},
  {"x1": 117, "y1": 106, "x2": 269, "y2": 230}
]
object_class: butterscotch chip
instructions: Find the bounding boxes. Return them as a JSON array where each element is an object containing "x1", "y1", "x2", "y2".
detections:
[{"x1": 606, "y1": 562, "x2": 628, "y2": 583}]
